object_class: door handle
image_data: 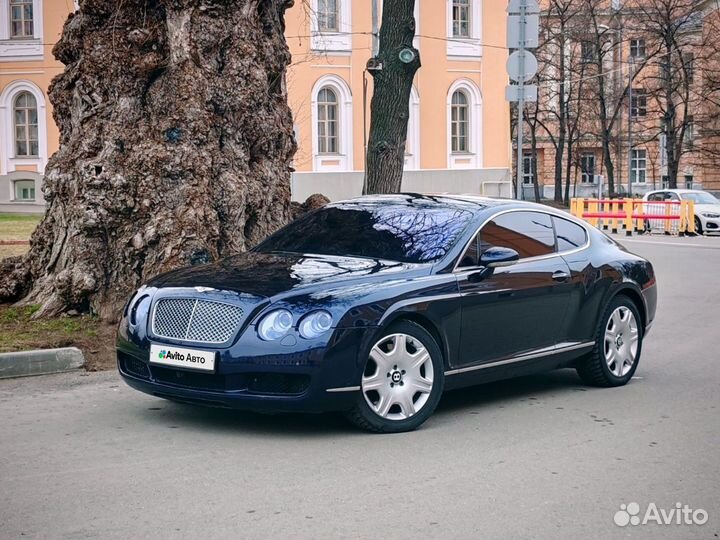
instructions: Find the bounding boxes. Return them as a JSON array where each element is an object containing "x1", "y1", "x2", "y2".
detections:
[{"x1": 552, "y1": 270, "x2": 570, "y2": 281}]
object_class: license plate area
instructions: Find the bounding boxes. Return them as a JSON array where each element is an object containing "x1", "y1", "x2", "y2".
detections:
[{"x1": 149, "y1": 344, "x2": 216, "y2": 373}]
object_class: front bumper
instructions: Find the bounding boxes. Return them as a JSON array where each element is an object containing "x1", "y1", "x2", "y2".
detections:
[
  {"x1": 699, "y1": 215, "x2": 720, "y2": 232},
  {"x1": 117, "y1": 326, "x2": 376, "y2": 413}
]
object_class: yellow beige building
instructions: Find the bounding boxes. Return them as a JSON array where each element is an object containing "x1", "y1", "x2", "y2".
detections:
[{"x1": 0, "y1": 0, "x2": 512, "y2": 213}]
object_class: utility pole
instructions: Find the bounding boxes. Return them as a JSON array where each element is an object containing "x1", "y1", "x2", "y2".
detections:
[
  {"x1": 627, "y1": 56, "x2": 635, "y2": 197},
  {"x1": 506, "y1": 0, "x2": 539, "y2": 200},
  {"x1": 371, "y1": 0, "x2": 379, "y2": 56},
  {"x1": 515, "y1": 1, "x2": 527, "y2": 200}
]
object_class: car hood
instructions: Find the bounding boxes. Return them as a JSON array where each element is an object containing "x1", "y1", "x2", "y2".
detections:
[
  {"x1": 147, "y1": 251, "x2": 431, "y2": 299},
  {"x1": 694, "y1": 203, "x2": 720, "y2": 214}
]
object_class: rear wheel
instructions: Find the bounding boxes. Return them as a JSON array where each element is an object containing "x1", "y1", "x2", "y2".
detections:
[
  {"x1": 576, "y1": 296, "x2": 643, "y2": 387},
  {"x1": 346, "y1": 321, "x2": 444, "y2": 433}
]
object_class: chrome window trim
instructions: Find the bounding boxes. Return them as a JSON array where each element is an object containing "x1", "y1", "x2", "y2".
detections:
[
  {"x1": 445, "y1": 341, "x2": 594, "y2": 376},
  {"x1": 452, "y1": 207, "x2": 592, "y2": 273}
]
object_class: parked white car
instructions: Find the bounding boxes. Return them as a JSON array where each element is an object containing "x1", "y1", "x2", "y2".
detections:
[{"x1": 642, "y1": 189, "x2": 720, "y2": 235}]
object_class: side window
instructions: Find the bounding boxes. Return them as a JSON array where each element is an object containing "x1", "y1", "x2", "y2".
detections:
[
  {"x1": 666, "y1": 192, "x2": 680, "y2": 201},
  {"x1": 553, "y1": 216, "x2": 588, "y2": 252},
  {"x1": 480, "y1": 211, "x2": 555, "y2": 259},
  {"x1": 647, "y1": 193, "x2": 662, "y2": 202},
  {"x1": 457, "y1": 234, "x2": 479, "y2": 267}
]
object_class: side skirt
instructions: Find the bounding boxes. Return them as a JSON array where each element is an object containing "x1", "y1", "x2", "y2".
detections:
[{"x1": 443, "y1": 342, "x2": 594, "y2": 391}]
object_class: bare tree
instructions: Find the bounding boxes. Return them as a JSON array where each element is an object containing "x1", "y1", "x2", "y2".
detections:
[
  {"x1": 0, "y1": 0, "x2": 296, "y2": 319},
  {"x1": 363, "y1": 0, "x2": 420, "y2": 195},
  {"x1": 634, "y1": 0, "x2": 720, "y2": 188}
]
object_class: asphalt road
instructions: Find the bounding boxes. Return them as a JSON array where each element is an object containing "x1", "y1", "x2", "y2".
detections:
[{"x1": 1, "y1": 234, "x2": 719, "y2": 540}]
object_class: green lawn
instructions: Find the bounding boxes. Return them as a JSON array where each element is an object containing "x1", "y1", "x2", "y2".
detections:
[{"x1": 0, "y1": 213, "x2": 41, "y2": 259}]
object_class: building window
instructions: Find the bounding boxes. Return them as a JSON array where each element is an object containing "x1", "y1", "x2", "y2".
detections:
[
  {"x1": 630, "y1": 149, "x2": 647, "y2": 184},
  {"x1": 684, "y1": 52, "x2": 694, "y2": 84},
  {"x1": 581, "y1": 41, "x2": 597, "y2": 63},
  {"x1": 631, "y1": 89, "x2": 647, "y2": 118},
  {"x1": 317, "y1": 0, "x2": 338, "y2": 32},
  {"x1": 10, "y1": 0, "x2": 34, "y2": 38},
  {"x1": 684, "y1": 115, "x2": 694, "y2": 147},
  {"x1": 13, "y1": 91, "x2": 39, "y2": 157},
  {"x1": 685, "y1": 175, "x2": 693, "y2": 189},
  {"x1": 580, "y1": 153, "x2": 596, "y2": 183},
  {"x1": 14, "y1": 179, "x2": 35, "y2": 201},
  {"x1": 629, "y1": 38, "x2": 646, "y2": 59},
  {"x1": 522, "y1": 153, "x2": 536, "y2": 185},
  {"x1": 316, "y1": 87, "x2": 338, "y2": 154},
  {"x1": 452, "y1": 0, "x2": 471, "y2": 38},
  {"x1": 451, "y1": 90, "x2": 469, "y2": 153}
]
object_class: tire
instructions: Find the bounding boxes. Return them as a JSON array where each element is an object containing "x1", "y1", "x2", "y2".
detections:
[
  {"x1": 695, "y1": 216, "x2": 703, "y2": 236},
  {"x1": 345, "y1": 320, "x2": 445, "y2": 433},
  {"x1": 576, "y1": 296, "x2": 643, "y2": 387}
]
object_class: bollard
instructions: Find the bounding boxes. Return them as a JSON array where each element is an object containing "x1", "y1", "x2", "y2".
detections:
[
  {"x1": 624, "y1": 198, "x2": 633, "y2": 236},
  {"x1": 588, "y1": 200, "x2": 599, "y2": 228},
  {"x1": 687, "y1": 200, "x2": 696, "y2": 234},
  {"x1": 664, "y1": 203, "x2": 672, "y2": 235},
  {"x1": 611, "y1": 200, "x2": 619, "y2": 234},
  {"x1": 634, "y1": 199, "x2": 645, "y2": 233}
]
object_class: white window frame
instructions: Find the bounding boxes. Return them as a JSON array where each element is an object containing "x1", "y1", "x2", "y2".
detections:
[
  {"x1": 310, "y1": 0, "x2": 352, "y2": 53},
  {"x1": 630, "y1": 149, "x2": 647, "y2": 184},
  {"x1": 580, "y1": 153, "x2": 596, "y2": 183},
  {"x1": 447, "y1": 79, "x2": 482, "y2": 169},
  {"x1": 446, "y1": 0, "x2": 481, "y2": 59},
  {"x1": 311, "y1": 75, "x2": 353, "y2": 172},
  {"x1": 631, "y1": 88, "x2": 647, "y2": 118},
  {"x1": 13, "y1": 178, "x2": 35, "y2": 201},
  {"x1": 0, "y1": 80, "x2": 47, "y2": 176},
  {"x1": 0, "y1": 0, "x2": 43, "y2": 60},
  {"x1": 522, "y1": 152, "x2": 536, "y2": 185},
  {"x1": 404, "y1": 85, "x2": 420, "y2": 170},
  {"x1": 629, "y1": 38, "x2": 646, "y2": 59}
]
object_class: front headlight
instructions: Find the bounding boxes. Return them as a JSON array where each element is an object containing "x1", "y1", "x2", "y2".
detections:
[
  {"x1": 257, "y1": 309, "x2": 294, "y2": 341},
  {"x1": 298, "y1": 310, "x2": 333, "y2": 339},
  {"x1": 701, "y1": 212, "x2": 720, "y2": 218}
]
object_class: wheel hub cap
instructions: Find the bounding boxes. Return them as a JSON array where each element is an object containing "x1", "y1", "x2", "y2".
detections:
[
  {"x1": 361, "y1": 333, "x2": 435, "y2": 421},
  {"x1": 604, "y1": 306, "x2": 639, "y2": 377}
]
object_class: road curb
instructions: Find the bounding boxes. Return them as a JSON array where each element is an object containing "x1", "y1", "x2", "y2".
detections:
[{"x1": 0, "y1": 348, "x2": 85, "y2": 379}]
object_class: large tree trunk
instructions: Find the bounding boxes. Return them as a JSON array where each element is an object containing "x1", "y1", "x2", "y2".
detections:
[
  {"x1": 0, "y1": 0, "x2": 296, "y2": 320},
  {"x1": 363, "y1": 0, "x2": 420, "y2": 195}
]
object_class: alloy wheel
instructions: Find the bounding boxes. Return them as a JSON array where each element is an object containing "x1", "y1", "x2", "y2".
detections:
[
  {"x1": 362, "y1": 333, "x2": 435, "y2": 421},
  {"x1": 604, "y1": 306, "x2": 639, "y2": 377}
]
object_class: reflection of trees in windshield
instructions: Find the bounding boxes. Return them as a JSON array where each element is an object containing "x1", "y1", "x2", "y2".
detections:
[{"x1": 256, "y1": 197, "x2": 476, "y2": 263}]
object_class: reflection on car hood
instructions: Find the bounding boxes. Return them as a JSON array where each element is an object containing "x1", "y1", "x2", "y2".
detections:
[{"x1": 147, "y1": 251, "x2": 430, "y2": 298}]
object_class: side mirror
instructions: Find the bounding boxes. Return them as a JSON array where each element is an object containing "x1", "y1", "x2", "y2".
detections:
[{"x1": 480, "y1": 247, "x2": 519, "y2": 268}]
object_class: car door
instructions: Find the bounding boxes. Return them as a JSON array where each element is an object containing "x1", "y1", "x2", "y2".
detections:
[{"x1": 455, "y1": 210, "x2": 572, "y2": 367}]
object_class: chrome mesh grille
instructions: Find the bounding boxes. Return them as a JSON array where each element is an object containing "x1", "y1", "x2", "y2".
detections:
[{"x1": 152, "y1": 298, "x2": 244, "y2": 344}]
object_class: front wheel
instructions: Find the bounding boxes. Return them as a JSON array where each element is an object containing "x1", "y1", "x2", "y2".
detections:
[
  {"x1": 346, "y1": 321, "x2": 444, "y2": 433},
  {"x1": 695, "y1": 217, "x2": 704, "y2": 236},
  {"x1": 576, "y1": 296, "x2": 643, "y2": 387}
]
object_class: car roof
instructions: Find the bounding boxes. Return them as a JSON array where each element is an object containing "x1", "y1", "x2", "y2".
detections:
[{"x1": 333, "y1": 193, "x2": 535, "y2": 210}]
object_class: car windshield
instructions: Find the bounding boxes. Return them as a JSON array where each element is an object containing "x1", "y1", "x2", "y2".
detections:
[
  {"x1": 681, "y1": 192, "x2": 719, "y2": 205},
  {"x1": 255, "y1": 199, "x2": 476, "y2": 263}
]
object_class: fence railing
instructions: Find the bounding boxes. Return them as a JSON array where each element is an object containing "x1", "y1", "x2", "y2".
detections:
[{"x1": 570, "y1": 198, "x2": 696, "y2": 236}]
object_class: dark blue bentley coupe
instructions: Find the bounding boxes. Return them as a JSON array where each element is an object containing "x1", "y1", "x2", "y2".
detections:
[{"x1": 117, "y1": 194, "x2": 657, "y2": 432}]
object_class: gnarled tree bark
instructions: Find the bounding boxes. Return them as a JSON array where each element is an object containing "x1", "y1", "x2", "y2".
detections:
[
  {"x1": 363, "y1": 0, "x2": 420, "y2": 195},
  {"x1": 0, "y1": 0, "x2": 296, "y2": 320}
]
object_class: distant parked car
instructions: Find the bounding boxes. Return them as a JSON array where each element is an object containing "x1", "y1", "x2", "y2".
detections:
[
  {"x1": 117, "y1": 195, "x2": 657, "y2": 433},
  {"x1": 642, "y1": 189, "x2": 720, "y2": 235}
]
